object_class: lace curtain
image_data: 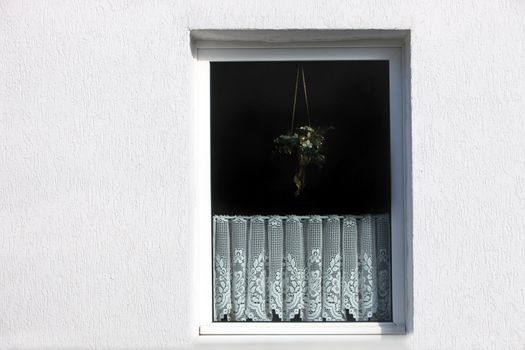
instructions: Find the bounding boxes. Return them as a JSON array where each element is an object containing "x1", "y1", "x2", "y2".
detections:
[{"x1": 213, "y1": 215, "x2": 391, "y2": 322}]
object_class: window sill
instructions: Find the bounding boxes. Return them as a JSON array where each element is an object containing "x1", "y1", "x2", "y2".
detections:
[{"x1": 199, "y1": 322, "x2": 405, "y2": 335}]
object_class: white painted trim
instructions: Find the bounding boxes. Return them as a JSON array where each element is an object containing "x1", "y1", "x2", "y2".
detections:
[
  {"x1": 193, "y1": 60, "x2": 212, "y2": 328},
  {"x1": 191, "y1": 29, "x2": 409, "y2": 48},
  {"x1": 197, "y1": 47, "x2": 401, "y2": 61},
  {"x1": 193, "y1": 45, "x2": 409, "y2": 336},
  {"x1": 387, "y1": 47, "x2": 406, "y2": 329},
  {"x1": 200, "y1": 322, "x2": 405, "y2": 335},
  {"x1": 194, "y1": 40, "x2": 405, "y2": 50}
]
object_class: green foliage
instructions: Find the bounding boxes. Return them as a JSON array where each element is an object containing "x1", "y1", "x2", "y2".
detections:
[{"x1": 274, "y1": 125, "x2": 332, "y2": 196}]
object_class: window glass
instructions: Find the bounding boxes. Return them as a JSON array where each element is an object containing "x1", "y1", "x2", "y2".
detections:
[{"x1": 211, "y1": 61, "x2": 392, "y2": 322}]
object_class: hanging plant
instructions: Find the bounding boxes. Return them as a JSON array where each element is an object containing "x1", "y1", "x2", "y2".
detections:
[
  {"x1": 273, "y1": 66, "x2": 333, "y2": 197},
  {"x1": 274, "y1": 125, "x2": 332, "y2": 196}
]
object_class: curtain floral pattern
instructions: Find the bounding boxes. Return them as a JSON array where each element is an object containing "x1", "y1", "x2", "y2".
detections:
[{"x1": 213, "y1": 215, "x2": 391, "y2": 322}]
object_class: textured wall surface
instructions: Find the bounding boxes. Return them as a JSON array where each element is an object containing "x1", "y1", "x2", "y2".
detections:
[{"x1": 1, "y1": 1, "x2": 524, "y2": 349}]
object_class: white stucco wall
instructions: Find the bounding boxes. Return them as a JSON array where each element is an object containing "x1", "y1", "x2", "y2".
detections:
[{"x1": 1, "y1": 1, "x2": 524, "y2": 349}]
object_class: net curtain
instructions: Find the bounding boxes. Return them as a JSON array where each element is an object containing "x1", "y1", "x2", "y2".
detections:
[{"x1": 213, "y1": 215, "x2": 391, "y2": 322}]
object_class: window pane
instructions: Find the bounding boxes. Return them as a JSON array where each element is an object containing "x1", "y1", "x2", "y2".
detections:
[{"x1": 211, "y1": 61, "x2": 392, "y2": 322}]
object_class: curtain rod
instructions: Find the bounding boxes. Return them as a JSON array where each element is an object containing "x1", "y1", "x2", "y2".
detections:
[{"x1": 213, "y1": 214, "x2": 388, "y2": 220}]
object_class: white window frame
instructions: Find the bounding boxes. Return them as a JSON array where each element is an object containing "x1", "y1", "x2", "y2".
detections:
[{"x1": 193, "y1": 42, "x2": 409, "y2": 336}]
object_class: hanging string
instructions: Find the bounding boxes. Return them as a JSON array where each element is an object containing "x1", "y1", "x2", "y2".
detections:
[
  {"x1": 290, "y1": 65, "x2": 311, "y2": 132},
  {"x1": 290, "y1": 67, "x2": 300, "y2": 132},
  {"x1": 301, "y1": 66, "x2": 311, "y2": 127}
]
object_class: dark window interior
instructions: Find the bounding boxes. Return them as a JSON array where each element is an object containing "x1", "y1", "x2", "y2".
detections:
[{"x1": 211, "y1": 61, "x2": 390, "y2": 216}]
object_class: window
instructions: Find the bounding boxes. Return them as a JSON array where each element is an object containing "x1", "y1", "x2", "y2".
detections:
[{"x1": 194, "y1": 43, "x2": 408, "y2": 335}]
